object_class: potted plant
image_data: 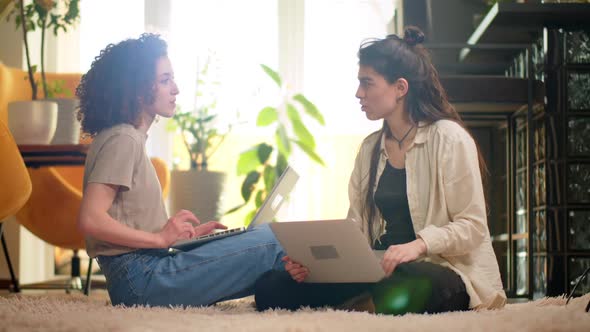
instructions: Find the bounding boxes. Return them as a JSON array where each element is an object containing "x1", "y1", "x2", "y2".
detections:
[
  {"x1": 227, "y1": 64, "x2": 325, "y2": 226},
  {"x1": 166, "y1": 53, "x2": 233, "y2": 222},
  {"x1": 7, "y1": 0, "x2": 80, "y2": 99},
  {"x1": 5, "y1": 0, "x2": 81, "y2": 144}
]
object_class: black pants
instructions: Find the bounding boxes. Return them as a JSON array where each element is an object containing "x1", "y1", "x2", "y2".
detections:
[{"x1": 255, "y1": 261, "x2": 470, "y2": 315}]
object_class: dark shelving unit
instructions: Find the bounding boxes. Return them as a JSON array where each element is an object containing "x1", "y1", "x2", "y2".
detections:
[{"x1": 462, "y1": 2, "x2": 590, "y2": 299}]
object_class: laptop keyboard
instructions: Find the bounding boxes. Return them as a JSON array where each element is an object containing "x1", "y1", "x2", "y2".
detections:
[
  {"x1": 198, "y1": 227, "x2": 244, "y2": 239},
  {"x1": 171, "y1": 226, "x2": 247, "y2": 250}
]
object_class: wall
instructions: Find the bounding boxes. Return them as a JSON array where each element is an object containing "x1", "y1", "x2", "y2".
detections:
[{"x1": 0, "y1": 12, "x2": 21, "y2": 67}]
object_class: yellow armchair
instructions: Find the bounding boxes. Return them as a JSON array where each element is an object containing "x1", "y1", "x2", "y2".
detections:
[
  {"x1": 0, "y1": 62, "x2": 170, "y2": 292},
  {"x1": 0, "y1": 120, "x2": 32, "y2": 292}
]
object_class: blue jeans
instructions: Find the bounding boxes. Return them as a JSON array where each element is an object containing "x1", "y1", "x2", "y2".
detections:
[{"x1": 97, "y1": 224, "x2": 285, "y2": 307}]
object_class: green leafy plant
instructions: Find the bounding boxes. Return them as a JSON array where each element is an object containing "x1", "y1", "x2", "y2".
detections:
[
  {"x1": 6, "y1": 0, "x2": 80, "y2": 100},
  {"x1": 167, "y1": 53, "x2": 231, "y2": 170},
  {"x1": 227, "y1": 64, "x2": 326, "y2": 225},
  {"x1": 44, "y1": 79, "x2": 73, "y2": 98}
]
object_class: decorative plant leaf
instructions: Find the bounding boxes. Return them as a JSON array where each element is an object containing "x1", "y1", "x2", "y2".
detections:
[
  {"x1": 256, "y1": 106, "x2": 278, "y2": 126},
  {"x1": 275, "y1": 124, "x2": 291, "y2": 157},
  {"x1": 293, "y1": 140, "x2": 325, "y2": 166},
  {"x1": 241, "y1": 170, "x2": 261, "y2": 202},
  {"x1": 293, "y1": 94, "x2": 325, "y2": 125},
  {"x1": 260, "y1": 64, "x2": 282, "y2": 87},
  {"x1": 237, "y1": 147, "x2": 261, "y2": 176},
  {"x1": 9, "y1": 0, "x2": 80, "y2": 100},
  {"x1": 200, "y1": 114, "x2": 216, "y2": 123},
  {"x1": 255, "y1": 190, "x2": 265, "y2": 208},
  {"x1": 286, "y1": 103, "x2": 315, "y2": 149},
  {"x1": 256, "y1": 143, "x2": 273, "y2": 164},
  {"x1": 243, "y1": 209, "x2": 258, "y2": 227},
  {"x1": 275, "y1": 153, "x2": 288, "y2": 179},
  {"x1": 42, "y1": 79, "x2": 72, "y2": 99},
  {"x1": 223, "y1": 203, "x2": 246, "y2": 215},
  {"x1": 263, "y1": 165, "x2": 277, "y2": 192},
  {"x1": 232, "y1": 64, "x2": 326, "y2": 224}
]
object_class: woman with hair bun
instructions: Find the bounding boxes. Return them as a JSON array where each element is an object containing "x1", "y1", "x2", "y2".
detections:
[{"x1": 255, "y1": 26, "x2": 506, "y2": 315}]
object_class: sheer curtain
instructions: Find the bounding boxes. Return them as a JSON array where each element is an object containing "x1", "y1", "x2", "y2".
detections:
[
  {"x1": 285, "y1": 0, "x2": 391, "y2": 221},
  {"x1": 304, "y1": 0, "x2": 391, "y2": 135},
  {"x1": 168, "y1": 0, "x2": 279, "y2": 128},
  {"x1": 79, "y1": 0, "x2": 145, "y2": 72}
]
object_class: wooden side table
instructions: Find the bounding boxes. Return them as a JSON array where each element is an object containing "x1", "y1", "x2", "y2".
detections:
[{"x1": 18, "y1": 144, "x2": 89, "y2": 167}]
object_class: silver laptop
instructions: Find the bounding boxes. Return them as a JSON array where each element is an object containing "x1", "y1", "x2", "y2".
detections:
[
  {"x1": 269, "y1": 219, "x2": 386, "y2": 283},
  {"x1": 171, "y1": 166, "x2": 299, "y2": 251}
]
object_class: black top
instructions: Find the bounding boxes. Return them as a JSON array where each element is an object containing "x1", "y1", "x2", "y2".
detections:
[{"x1": 373, "y1": 161, "x2": 416, "y2": 250}]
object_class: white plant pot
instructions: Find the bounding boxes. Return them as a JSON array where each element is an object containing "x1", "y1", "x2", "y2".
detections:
[
  {"x1": 8, "y1": 100, "x2": 58, "y2": 145},
  {"x1": 47, "y1": 98, "x2": 81, "y2": 145},
  {"x1": 170, "y1": 170, "x2": 226, "y2": 223}
]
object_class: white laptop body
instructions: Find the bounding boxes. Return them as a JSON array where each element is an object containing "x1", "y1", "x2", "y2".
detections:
[
  {"x1": 270, "y1": 219, "x2": 386, "y2": 283},
  {"x1": 171, "y1": 166, "x2": 299, "y2": 251}
]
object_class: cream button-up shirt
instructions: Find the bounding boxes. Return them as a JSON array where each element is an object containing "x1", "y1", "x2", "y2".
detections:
[{"x1": 347, "y1": 120, "x2": 506, "y2": 309}]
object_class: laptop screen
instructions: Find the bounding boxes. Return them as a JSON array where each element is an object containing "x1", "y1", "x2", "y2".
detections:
[{"x1": 247, "y1": 165, "x2": 299, "y2": 230}]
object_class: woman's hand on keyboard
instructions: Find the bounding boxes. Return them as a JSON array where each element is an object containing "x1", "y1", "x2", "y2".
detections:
[
  {"x1": 193, "y1": 221, "x2": 228, "y2": 237},
  {"x1": 158, "y1": 209, "x2": 200, "y2": 247}
]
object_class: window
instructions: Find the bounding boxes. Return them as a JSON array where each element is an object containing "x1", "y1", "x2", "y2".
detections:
[
  {"x1": 283, "y1": 0, "x2": 391, "y2": 221},
  {"x1": 79, "y1": 0, "x2": 145, "y2": 72},
  {"x1": 169, "y1": 0, "x2": 279, "y2": 130}
]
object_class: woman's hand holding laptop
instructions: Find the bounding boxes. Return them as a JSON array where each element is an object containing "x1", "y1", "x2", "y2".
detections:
[
  {"x1": 282, "y1": 237, "x2": 427, "y2": 282},
  {"x1": 283, "y1": 256, "x2": 309, "y2": 283}
]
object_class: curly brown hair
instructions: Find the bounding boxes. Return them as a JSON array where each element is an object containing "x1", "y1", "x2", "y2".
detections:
[{"x1": 76, "y1": 33, "x2": 168, "y2": 136}]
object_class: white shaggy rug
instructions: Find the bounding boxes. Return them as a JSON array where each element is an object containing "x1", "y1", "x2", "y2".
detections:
[{"x1": 1, "y1": 291, "x2": 589, "y2": 332}]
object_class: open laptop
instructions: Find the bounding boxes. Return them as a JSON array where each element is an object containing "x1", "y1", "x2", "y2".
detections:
[
  {"x1": 269, "y1": 219, "x2": 386, "y2": 283},
  {"x1": 171, "y1": 165, "x2": 299, "y2": 251}
]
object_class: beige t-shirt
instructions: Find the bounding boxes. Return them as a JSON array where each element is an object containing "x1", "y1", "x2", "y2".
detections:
[
  {"x1": 347, "y1": 120, "x2": 506, "y2": 310},
  {"x1": 83, "y1": 124, "x2": 168, "y2": 258}
]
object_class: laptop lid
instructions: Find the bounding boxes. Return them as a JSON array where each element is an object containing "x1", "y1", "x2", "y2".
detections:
[
  {"x1": 269, "y1": 219, "x2": 385, "y2": 283},
  {"x1": 247, "y1": 165, "x2": 299, "y2": 230},
  {"x1": 171, "y1": 166, "x2": 298, "y2": 250}
]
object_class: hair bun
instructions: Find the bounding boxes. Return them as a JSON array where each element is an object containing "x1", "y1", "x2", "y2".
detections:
[{"x1": 403, "y1": 26, "x2": 425, "y2": 46}]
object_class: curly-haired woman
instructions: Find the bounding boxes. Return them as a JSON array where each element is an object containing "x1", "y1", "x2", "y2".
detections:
[
  {"x1": 255, "y1": 26, "x2": 506, "y2": 315},
  {"x1": 76, "y1": 34, "x2": 285, "y2": 307}
]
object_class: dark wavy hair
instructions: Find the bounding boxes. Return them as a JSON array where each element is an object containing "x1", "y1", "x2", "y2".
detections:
[
  {"x1": 358, "y1": 26, "x2": 488, "y2": 244},
  {"x1": 76, "y1": 33, "x2": 168, "y2": 136}
]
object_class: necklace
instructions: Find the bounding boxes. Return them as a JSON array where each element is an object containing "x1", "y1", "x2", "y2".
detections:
[{"x1": 391, "y1": 125, "x2": 414, "y2": 149}]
